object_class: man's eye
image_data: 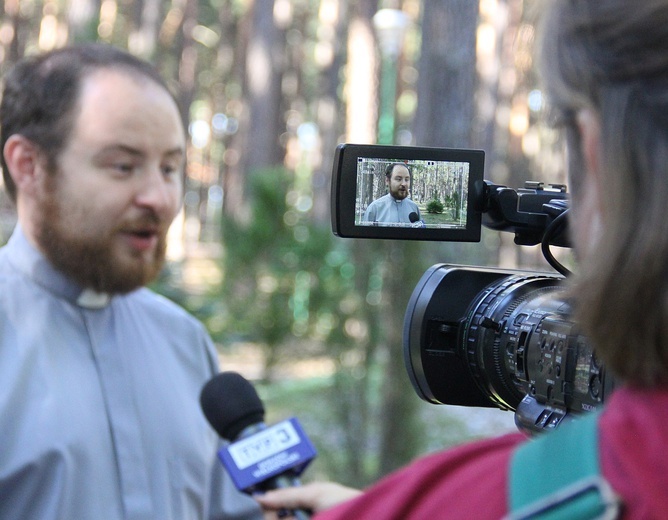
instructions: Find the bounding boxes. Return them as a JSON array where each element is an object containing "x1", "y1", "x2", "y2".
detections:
[
  {"x1": 113, "y1": 163, "x2": 134, "y2": 174},
  {"x1": 162, "y1": 164, "x2": 181, "y2": 177}
]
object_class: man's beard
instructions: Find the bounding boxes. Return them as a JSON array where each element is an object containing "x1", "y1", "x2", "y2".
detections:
[
  {"x1": 36, "y1": 176, "x2": 168, "y2": 295},
  {"x1": 390, "y1": 186, "x2": 408, "y2": 200}
]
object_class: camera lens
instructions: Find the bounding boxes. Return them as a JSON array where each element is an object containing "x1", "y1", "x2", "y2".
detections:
[
  {"x1": 461, "y1": 273, "x2": 566, "y2": 411},
  {"x1": 404, "y1": 264, "x2": 612, "y2": 432}
]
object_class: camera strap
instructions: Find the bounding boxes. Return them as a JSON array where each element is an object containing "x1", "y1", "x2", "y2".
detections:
[{"x1": 506, "y1": 411, "x2": 621, "y2": 519}]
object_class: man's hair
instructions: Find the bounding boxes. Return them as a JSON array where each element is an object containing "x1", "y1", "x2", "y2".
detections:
[
  {"x1": 539, "y1": 0, "x2": 668, "y2": 385},
  {"x1": 0, "y1": 43, "x2": 175, "y2": 202},
  {"x1": 384, "y1": 162, "x2": 409, "y2": 178}
]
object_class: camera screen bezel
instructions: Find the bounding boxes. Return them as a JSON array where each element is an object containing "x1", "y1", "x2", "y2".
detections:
[{"x1": 331, "y1": 144, "x2": 485, "y2": 241}]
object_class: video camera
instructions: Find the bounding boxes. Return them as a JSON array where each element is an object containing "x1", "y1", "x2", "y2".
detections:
[{"x1": 331, "y1": 144, "x2": 615, "y2": 434}]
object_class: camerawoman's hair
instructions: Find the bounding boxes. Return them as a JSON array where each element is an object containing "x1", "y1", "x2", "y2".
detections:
[
  {"x1": 539, "y1": 0, "x2": 668, "y2": 386},
  {"x1": 0, "y1": 43, "x2": 176, "y2": 202}
]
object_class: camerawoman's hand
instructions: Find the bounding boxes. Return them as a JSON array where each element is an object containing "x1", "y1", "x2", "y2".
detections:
[{"x1": 255, "y1": 482, "x2": 362, "y2": 518}]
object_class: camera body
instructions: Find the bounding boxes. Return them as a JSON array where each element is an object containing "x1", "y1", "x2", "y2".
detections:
[{"x1": 331, "y1": 144, "x2": 615, "y2": 434}]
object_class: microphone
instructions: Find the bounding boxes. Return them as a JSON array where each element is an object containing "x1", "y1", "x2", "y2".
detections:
[
  {"x1": 409, "y1": 212, "x2": 425, "y2": 227},
  {"x1": 200, "y1": 371, "x2": 316, "y2": 519}
]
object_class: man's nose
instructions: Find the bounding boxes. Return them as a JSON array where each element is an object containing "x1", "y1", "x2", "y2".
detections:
[{"x1": 135, "y1": 168, "x2": 180, "y2": 217}]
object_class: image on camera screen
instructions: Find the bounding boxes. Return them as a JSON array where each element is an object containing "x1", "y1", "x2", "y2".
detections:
[
  {"x1": 331, "y1": 144, "x2": 483, "y2": 241},
  {"x1": 355, "y1": 157, "x2": 470, "y2": 230}
]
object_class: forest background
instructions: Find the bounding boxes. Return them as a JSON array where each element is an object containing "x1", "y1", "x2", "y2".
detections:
[{"x1": 0, "y1": 0, "x2": 571, "y2": 487}]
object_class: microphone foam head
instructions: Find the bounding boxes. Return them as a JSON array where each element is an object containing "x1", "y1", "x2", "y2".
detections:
[{"x1": 200, "y1": 371, "x2": 265, "y2": 441}]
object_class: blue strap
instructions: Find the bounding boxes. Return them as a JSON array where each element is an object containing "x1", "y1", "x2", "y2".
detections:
[{"x1": 507, "y1": 412, "x2": 620, "y2": 519}]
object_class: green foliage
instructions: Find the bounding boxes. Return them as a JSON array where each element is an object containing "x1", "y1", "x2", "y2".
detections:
[
  {"x1": 219, "y1": 168, "x2": 309, "y2": 344},
  {"x1": 211, "y1": 168, "x2": 363, "y2": 375},
  {"x1": 426, "y1": 198, "x2": 445, "y2": 214}
]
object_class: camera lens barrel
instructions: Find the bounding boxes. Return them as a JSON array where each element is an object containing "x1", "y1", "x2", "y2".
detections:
[{"x1": 403, "y1": 264, "x2": 613, "y2": 433}]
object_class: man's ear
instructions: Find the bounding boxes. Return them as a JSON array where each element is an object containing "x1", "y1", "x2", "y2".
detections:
[{"x1": 3, "y1": 135, "x2": 45, "y2": 196}]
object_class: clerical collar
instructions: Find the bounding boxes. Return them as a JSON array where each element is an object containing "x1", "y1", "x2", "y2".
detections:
[{"x1": 76, "y1": 289, "x2": 111, "y2": 309}]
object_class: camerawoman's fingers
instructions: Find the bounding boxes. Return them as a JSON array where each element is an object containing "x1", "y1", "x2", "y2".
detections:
[{"x1": 255, "y1": 482, "x2": 363, "y2": 514}]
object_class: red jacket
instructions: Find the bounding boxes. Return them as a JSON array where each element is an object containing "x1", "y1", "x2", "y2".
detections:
[{"x1": 316, "y1": 386, "x2": 668, "y2": 519}]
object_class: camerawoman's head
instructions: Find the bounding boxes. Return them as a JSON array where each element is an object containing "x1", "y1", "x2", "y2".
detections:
[{"x1": 539, "y1": 0, "x2": 668, "y2": 386}]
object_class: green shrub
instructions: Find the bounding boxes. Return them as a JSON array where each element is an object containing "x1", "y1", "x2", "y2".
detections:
[{"x1": 426, "y1": 198, "x2": 444, "y2": 214}]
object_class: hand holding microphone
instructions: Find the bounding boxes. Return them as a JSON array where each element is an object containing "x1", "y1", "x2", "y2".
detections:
[
  {"x1": 200, "y1": 372, "x2": 317, "y2": 519},
  {"x1": 256, "y1": 482, "x2": 363, "y2": 517}
]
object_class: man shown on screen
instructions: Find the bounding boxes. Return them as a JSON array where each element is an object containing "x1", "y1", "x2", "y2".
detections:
[{"x1": 362, "y1": 163, "x2": 421, "y2": 224}]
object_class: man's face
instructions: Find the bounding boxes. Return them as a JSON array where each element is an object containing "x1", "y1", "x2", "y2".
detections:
[
  {"x1": 387, "y1": 164, "x2": 410, "y2": 200},
  {"x1": 33, "y1": 69, "x2": 185, "y2": 294}
]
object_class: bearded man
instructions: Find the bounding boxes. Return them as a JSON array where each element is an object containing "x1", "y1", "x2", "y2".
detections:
[
  {"x1": 0, "y1": 43, "x2": 261, "y2": 520},
  {"x1": 362, "y1": 162, "x2": 421, "y2": 224}
]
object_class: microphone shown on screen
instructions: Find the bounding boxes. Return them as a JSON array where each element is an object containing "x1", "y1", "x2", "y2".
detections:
[
  {"x1": 409, "y1": 212, "x2": 425, "y2": 228},
  {"x1": 200, "y1": 371, "x2": 317, "y2": 519}
]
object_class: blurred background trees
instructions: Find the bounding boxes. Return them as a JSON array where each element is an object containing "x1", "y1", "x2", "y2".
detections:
[{"x1": 0, "y1": 0, "x2": 568, "y2": 486}]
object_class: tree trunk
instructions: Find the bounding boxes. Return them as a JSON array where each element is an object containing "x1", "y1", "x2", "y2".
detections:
[
  {"x1": 67, "y1": 0, "x2": 101, "y2": 43},
  {"x1": 312, "y1": 0, "x2": 348, "y2": 225},
  {"x1": 224, "y1": 0, "x2": 286, "y2": 222},
  {"x1": 128, "y1": 0, "x2": 164, "y2": 58},
  {"x1": 344, "y1": 0, "x2": 378, "y2": 144},
  {"x1": 376, "y1": 239, "x2": 425, "y2": 478},
  {"x1": 243, "y1": 0, "x2": 286, "y2": 176},
  {"x1": 328, "y1": 0, "x2": 380, "y2": 486},
  {"x1": 375, "y1": 0, "x2": 481, "y2": 479},
  {"x1": 414, "y1": 0, "x2": 479, "y2": 148}
]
